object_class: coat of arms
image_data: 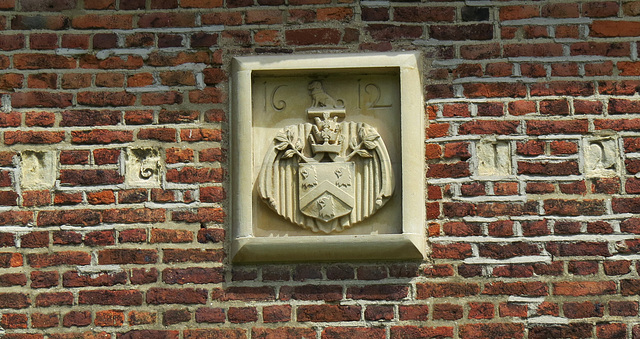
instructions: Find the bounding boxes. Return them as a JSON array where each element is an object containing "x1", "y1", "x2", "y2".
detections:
[{"x1": 257, "y1": 81, "x2": 394, "y2": 233}]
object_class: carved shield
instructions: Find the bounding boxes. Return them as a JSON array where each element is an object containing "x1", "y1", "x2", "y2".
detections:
[
  {"x1": 299, "y1": 163, "x2": 354, "y2": 222},
  {"x1": 257, "y1": 121, "x2": 394, "y2": 234}
]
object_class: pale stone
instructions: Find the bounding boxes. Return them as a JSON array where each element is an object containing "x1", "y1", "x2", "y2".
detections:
[
  {"x1": 584, "y1": 136, "x2": 619, "y2": 177},
  {"x1": 231, "y1": 52, "x2": 425, "y2": 262},
  {"x1": 477, "y1": 138, "x2": 511, "y2": 176},
  {"x1": 125, "y1": 148, "x2": 162, "y2": 187},
  {"x1": 20, "y1": 151, "x2": 56, "y2": 190}
]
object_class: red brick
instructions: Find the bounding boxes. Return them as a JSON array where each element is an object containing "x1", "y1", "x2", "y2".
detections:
[
  {"x1": 98, "y1": 249, "x2": 157, "y2": 265},
  {"x1": 130, "y1": 268, "x2": 157, "y2": 284},
  {"x1": 280, "y1": 285, "x2": 341, "y2": 301},
  {"x1": 554, "y1": 281, "x2": 616, "y2": 296},
  {"x1": 83, "y1": 230, "x2": 115, "y2": 246},
  {"x1": 443, "y1": 221, "x2": 480, "y2": 236},
  {"x1": 35, "y1": 292, "x2": 73, "y2": 307},
  {"x1": 488, "y1": 220, "x2": 514, "y2": 237},
  {"x1": 163, "y1": 308, "x2": 190, "y2": 326},
  {"x1": 95, "y1": 73, "x2": 124, "y2": 87},
  {"x1": 63, "y1": 311, "x2": 92, "y2": 327},
  {"x1": 610, "y1": 301, "x2": 638, "y2": 316},
  {"x1": 591, "y1": 20, "x2": 640, "y2": 37},
  {"x1": 71, "y1": 129, "x2": 133, "y2": 144},
  {"x1": 533, "y1": 263, "x2": 561, "y2": 276},
  {"x1": 468, "y1": 302, "x2": 494, "y2": 319},
  {"x1": 483, "y1": 281, "x2": 548, "y2": 296},
  {"x1": 163, "y1": 248, "x2": 223, "y2": 263},
  {"x1": 21, "y1": 231, "x2": 48, "y2": 248},
  {"x1": 259, "y1": 305, "x2": 290, "y2": 323},
  {"x1": 394, "y1": 6, "x2": 456, "y2": 23},
  {"x1": 0, "y1": 273, "x2": 26, "y2": 287},
  {"x1": 322, "y1": 327, "x2": 385, "y2": 339},
  {"x1": 147, "y1": 287, "x2": 207, "y2": 305},
  {"x1": 509, "y1": 100, "x2": 536, "y2": 115},
  {"x1": 62, "y1": 270, "x2": 126, "y2": 288},
  {"x1": 0, "y1": 74, "x2": 23, "y2": 91},
  {"x1": 32, "y1": 312, "x2": 58, "y2": 328},
  {"x1": 1, "y1": 313, "x2": 28, "y2": 329},
  {"x1": 442, "y1": 202, "x2": 476, "y2": 217},
  {"x1": 529, "y1": 324, "x2": 592, "y2": 339},
  {"x1": 568, "y1": 260, "x2": 598, "y2": 275},
  {"x1": 286, "y1": 28, "x2": 342, "y2": 45},
  {"x1": 571, "y1": 42, "x2": 629, "y2": 57},
  {"x1": 199, "y1": 148, "x2": 226, "y2": 162},
  {"x1": 95, "y1": 310, "x2": 124, "y2": 327},
  {"x1": 297, "y1": 305, "x2": 360, "y2": 322},
  {"x1": 60, "y1": 169, "x2": 123, "y2": 186},
  {"x1": 531, "y1": 81, "x2": 594, "y2": 96},
  {"x1": 460, "y1": 323, "x2": 524, "y2": 339},
  {"x1": 13, "y1": 54, "x2": 76, "y2": 69},
  {"x1": 194, "y1": 307, "x2": 225, "y2": 323},
  {"x1": 499, "y1": 303, "x2": 528, "y2": 318},
  {"x1": 61, "y1": 109, "x2": 121, "y2": 127},
  {"x1": 61, "y1": 73, "x2": 91, "y2": 89},
  {"x1": 22, "y1": 190, "x2": 50, "y2": 207},
  {"x1": 396, "y1": 305, "x2": 428, "y2": 321},
  {"x1": 391, "y1": 326, "x2": 454, "y2": 339},
  {"x1": 189, "y1": 88, "x2": 226, "y2": 104},
  {"x1": 2, "y1": 35, "x2": 27, "y2": 51},
  {"x1": 604, "y1": 260, "x2": 631, "y2": 275},
  {"x1": 102, "y1": 208, "x2": 165, "y2": 223},
  {"x1": 558, "y1": 181, "x2": 585, "y2": 194},
  {"x1": 480, "y1": 242, "x2": 541, "y2": 259},
  {"x1": 564, "y1": 301, "x2": 604, "y2": 318},
  {"x1": 427, "y1": 162, "x2": 470, "y2": 178},
  {"x1": 430, "y1": 24, "x2": 492, "y2": 41},
  {"x1": 505, "y1": 43, "x2": 563, "y2": 57},
  {"x1": 500, "y1": 5, "x2": 539, "y2": 20},
  {"x1": 183, "y1": 329, "x2": 244, "y2": 339},
  {"x1": 28, "y1": 251, "x2": 90, "y2": 268},
  {"x1": 546, "y1": 242, "x2": 610, "y2": 257},
  {"x1": 226, "y1": 307, "x2": 257, "y2": 323},
  {"x1": 162, "y1": 267, "x2": 223, "y2": 285},
  {"x1": 596, "y1": 323, "x2": 627, "y2": 339},
  {"x1": 527, "y1": 120, "x2": 588, "y2": 135},
  {"x1": 79, "y1": 289, "x2": 143, "y2": 306},
  {"x1": 138, "y1": 13, "x2": 195, "y2": 28},
  {"x1": 416, "y1": 282, "x2": 479, "y2": 298},
  {"x1": 433, "y1": 303, "x2": 462, "y2": 320},
  {"x1": 347, "y1": 284, "x2": 408, "y2": 300},
  {"x1": 0, "y1": 253, "x2": 22, "y2": 268}
]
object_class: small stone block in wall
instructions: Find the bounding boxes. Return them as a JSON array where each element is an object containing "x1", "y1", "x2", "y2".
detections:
[
  {"x1": 20, "y1": 151, "x2": 56, "y2": 190},
  {"x1": 477, "y1": 138, "x2": 511, "y2": 176},
  {"x1": 125, "y1": 148, "x2": 163, "y2": 188},
  {"x1": 584, "y1": 136, "x2": 620, "y2": 178}
]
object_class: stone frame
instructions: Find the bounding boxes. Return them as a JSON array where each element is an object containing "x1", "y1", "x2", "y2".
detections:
[{"x1": 231, "y1": 52, "x2": 425, "y2": 263}]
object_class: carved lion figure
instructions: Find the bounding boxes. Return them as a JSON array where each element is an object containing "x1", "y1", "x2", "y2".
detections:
[{"x1": 308, "y1": 80, "x2": 337, "y2": 108}]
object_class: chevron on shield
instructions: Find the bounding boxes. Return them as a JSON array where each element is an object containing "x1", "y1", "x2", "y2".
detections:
[{"x1": 299, "y1": 162, "x2": 354, "y2": 223}]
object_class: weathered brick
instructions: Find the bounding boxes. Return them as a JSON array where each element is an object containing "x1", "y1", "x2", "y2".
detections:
[{"x1": 297, "y1": 305, "x2": 361, "y2": 322}]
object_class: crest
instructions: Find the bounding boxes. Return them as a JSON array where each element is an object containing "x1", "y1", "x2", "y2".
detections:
[{"x1": 257, "y1": 80, "x2": 394, "y2": 233}]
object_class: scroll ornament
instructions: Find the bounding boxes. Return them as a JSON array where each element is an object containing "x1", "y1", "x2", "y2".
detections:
[{"x1": 257, "y1": 81, "x2": 394, "y2": 233}]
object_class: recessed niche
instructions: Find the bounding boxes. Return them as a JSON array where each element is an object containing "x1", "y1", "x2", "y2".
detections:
[{"x1": 231, "y1": 53, "x2": 425, "y2": 263}]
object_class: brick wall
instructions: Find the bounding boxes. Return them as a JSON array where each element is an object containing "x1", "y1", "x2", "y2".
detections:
[{"x1": 0, "y1": 0, "x2": 639, "y2": 338}]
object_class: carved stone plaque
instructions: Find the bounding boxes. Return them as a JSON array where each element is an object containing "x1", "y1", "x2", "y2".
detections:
[
  {"x1": 256, "y1": 80, "x2": 395, "y2": 234},
  {"x1": 232, "y1": 53, "x2": 425, "y2": 262},
  {"x1": 125, "y1": 148, "x2": 162, "y2": 187}
]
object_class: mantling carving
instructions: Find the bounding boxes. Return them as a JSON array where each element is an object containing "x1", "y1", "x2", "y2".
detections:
[{"x1": 257, "y1": 81, "x2": 394, "y2": 233}]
